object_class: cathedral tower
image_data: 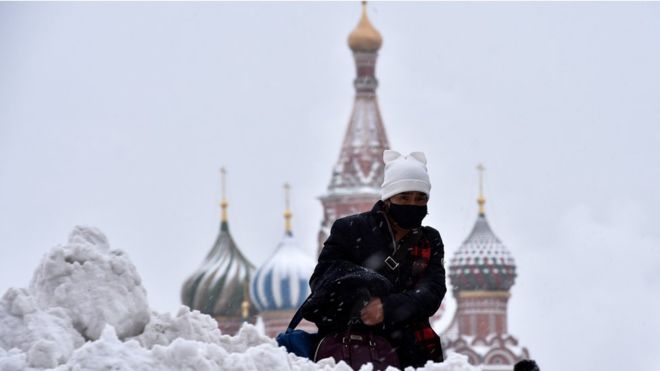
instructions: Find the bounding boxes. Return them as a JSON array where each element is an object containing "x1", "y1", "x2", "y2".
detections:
[
  {"x1": 318, "y1": 2, "x2": 391, "y2": 253},
  {"x1": 442, "y1": 165, "x2": 530, "y2": 369}
]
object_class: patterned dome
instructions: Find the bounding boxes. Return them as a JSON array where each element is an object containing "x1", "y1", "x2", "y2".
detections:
[
  {"x1": 250, "y1": 231, "x2": 316, "y2": 312},
  {"x1": 449, "y1": 212, "x2": 517, "y2": 293},
  {"x1": 181, "y1": 210, "x2": 256, "y2": 318}
]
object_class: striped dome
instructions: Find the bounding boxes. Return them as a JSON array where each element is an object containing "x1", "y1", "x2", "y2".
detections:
[
  {"x1": 448, "y1": 213, "x2": 517, "y2": 293},
  {"x1": 181, "y1": 220, "x2": 256, "y2": 318},
  {"x1": 250, "y1": 232, "x2": 316, "y2": 312}
]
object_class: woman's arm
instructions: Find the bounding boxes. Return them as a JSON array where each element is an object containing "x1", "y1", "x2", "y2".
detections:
[
  {"x1": 309, "y1": 217, "x2": 355, "y2": 291},
  {"x1": 302, "y1": 217, "x2": 360, "y2": 328}
]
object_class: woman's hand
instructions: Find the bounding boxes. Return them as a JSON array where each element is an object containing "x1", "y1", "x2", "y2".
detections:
[{"x1": 360, "y1": 297, "x2": 384, "y2": 325}]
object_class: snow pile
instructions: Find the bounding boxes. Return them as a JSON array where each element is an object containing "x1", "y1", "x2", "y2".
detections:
[
  {"x1": 0, "y1": 288, "x2": 83, "y2": 369},
  {"x1": 417, "y1": 353, "x2": 482, "y2": 371},
  {"x1": 57, "y1": 324, "x2": 336, "y2": 371},
  {"x1": 134, "y1": 306, "x2": 227, "y2": 348},
  {"x1": 29, "y1": 226, "x2": 150, "y2": 340},
  {"x1": 0, "y1": 226, "x2": 480, "y2": 371}
]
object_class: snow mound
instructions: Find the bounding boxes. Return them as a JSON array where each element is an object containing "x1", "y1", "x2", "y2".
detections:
[
  {"x1": 0, "y1": 348, "x2": 27, "y2": 371},
  {"x1": 216, "y1": 319, "x2": 276, "y2": 353},
  {"x1": 54, "y1": 325, "x2": 155, "y2": 370},
  {"x1": 0, "y1": 288, "x2": 84, "y2": 368},
  {"x1": 58, "y1": 324, "x2": 342, "y2": 371},
  {"x1": 29, "y1": 226, "x2": 150, "y2": 340},
  {"x1": 414, "y1": 353, "x2": 481, "y2": 371},
  {"x1": 135, "y1": 306, "x2": 226, "y2": 348}
]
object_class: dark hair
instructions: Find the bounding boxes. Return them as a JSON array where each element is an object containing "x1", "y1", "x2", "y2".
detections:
[{"x1": 514, "y1": 359, "x2": 540, "y2": 371}]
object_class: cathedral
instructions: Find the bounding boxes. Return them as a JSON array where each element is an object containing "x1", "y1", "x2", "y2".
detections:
[{"x1": 181, "y1": 3, "x2": 531, "y2": 369}]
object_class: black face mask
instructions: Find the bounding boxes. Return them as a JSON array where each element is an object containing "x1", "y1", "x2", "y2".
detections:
[{"x1": 387, "y1": 203, "x2": 428, "y2": 229}]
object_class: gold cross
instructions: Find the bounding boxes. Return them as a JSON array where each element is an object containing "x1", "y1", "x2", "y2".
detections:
[
  {"x1": 476, "y1": 163, "x2": 485, "y2": 197},
  {"x1": 220, "y1": 167, "x2": 227, "y2": 201},
  {"x1": 284, "y1": 183, "x2": 292, "y2": 234},
  {"x1": 284, "y1": 182, "x2": 291, "y2": 210},
  {"x1": 476, "y1": 164, "x2": 486, "y2": 215},
  {"x1": 220, "y1": 167, "x2": 228, "y2": 221}
]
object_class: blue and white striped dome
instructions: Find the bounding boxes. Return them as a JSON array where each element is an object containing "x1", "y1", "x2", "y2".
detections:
[{"x1": 250, "y1": 232, "x2": 316, "y2": 312}]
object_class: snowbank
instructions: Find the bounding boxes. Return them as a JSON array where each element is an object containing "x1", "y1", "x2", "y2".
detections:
[
  {"x1": 0, "y1": 288, "x2": 83, "y2": 368},
  {"x1": 134, "y1": 306, "x2": 226, "y2": 349},
  {"x1": 29, "y1": 226, "x2": 150, "y2": 340},
  {"x1": 0, "y1": 226, "x2": 480, "y2": 371}
]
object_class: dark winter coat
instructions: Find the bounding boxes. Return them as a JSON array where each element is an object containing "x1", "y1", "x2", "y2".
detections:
[{"x1": 302, "y1": 201, "x2": 447, "y2": 368}]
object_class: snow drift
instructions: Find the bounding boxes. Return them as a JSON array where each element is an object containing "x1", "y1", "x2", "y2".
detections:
[
  {"x1": 29, "y1": 226, "x2": 150, "y2": 341},
  {"x1": 0, "y1": 226, "x2": 479, "y2": 371}
]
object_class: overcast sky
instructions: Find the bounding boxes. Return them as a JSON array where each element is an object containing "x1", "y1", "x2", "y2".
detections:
[{"x1": 1, "y1": 2, "x2": 659, "y2": 371}]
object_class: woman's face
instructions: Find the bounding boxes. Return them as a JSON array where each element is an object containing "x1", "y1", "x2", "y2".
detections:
[{"x1": 389, "y1": 191, "x2": 428, "y2": 206}]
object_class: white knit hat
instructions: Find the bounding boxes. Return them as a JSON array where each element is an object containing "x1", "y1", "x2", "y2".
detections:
[{"x1": 380, "y1": 150, "x2": 431, "y2": 201}]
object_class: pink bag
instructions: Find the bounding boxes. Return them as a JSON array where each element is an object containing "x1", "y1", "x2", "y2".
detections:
[{"x1": 313, "y1": 328, "x2": 400, "y2": 371}]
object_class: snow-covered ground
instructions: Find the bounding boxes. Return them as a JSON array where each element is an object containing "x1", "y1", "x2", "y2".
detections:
[{"x1": 0, "y1": 226, "x2": 478, "y2": 371}]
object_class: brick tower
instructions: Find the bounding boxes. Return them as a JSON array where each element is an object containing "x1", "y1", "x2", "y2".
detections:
[
  {"x1": 442, "y1": 165, "x2": 530, "y2": 369},
  {"x1": 318, "y1": 2, "x2": 390, "y2": 253}
]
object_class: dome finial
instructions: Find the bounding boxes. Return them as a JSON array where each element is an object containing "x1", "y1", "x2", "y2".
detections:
[
  {"x1": 283, "y1": 183, "x2": 292, "y2": 235},
  {"x1": 220, "y1": 167, "x2": 228, "y2": 222},
  {"x1": 348, "y1": 1, "x2": 382, "y2": 52},
  {"x1": 477, "y1": 163, "x2": 486, "y2": 216},
  {"x1": 241, "y1": 279, "x2": 250, "y2": 320}
]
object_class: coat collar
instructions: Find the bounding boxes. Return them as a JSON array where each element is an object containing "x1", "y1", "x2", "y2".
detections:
[{"x1": 371, "y1": 199, "x2": 387, "y2": 214}]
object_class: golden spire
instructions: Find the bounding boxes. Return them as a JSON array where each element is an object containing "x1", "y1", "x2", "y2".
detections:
[
  {"x1": 283, "y1": 183, "x2": 292, "y2": 235},
  {"x1": 220, "y1": 167, "x2": 228, "y2": 222},
  {"x1": 348, "y1": 1, "x2": 383, "y2": 52},
  {"x1": 477, "y1": 163, "x2": 486, "y2": 216},
  {"x1": 241, "y1": 279, "x2": 250, "y2": 320}
]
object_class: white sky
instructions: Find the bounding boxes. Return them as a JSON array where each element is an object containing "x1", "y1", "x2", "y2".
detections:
[{"x1": 1, "y1": 2, "x2": 659, "y2": 371}]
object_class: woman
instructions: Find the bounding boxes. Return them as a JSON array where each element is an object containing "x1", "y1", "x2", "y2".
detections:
[{"x1": 303, "y1": 150, "x2": 446, "y2": 368}]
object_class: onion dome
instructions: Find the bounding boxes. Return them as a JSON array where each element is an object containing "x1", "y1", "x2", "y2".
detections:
[
  {"x1": 181, "y1": 168, "x2": 256, "y2": 319},
  {"x1": 348, "y1": 1, "x2": 382, "y2": 52},
  {"x1": 250, "y1": 184, "x2": 316, "y2": 311},
  {"x1": 449, "y1": 165, "x2": 517, "y2": 293}
]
